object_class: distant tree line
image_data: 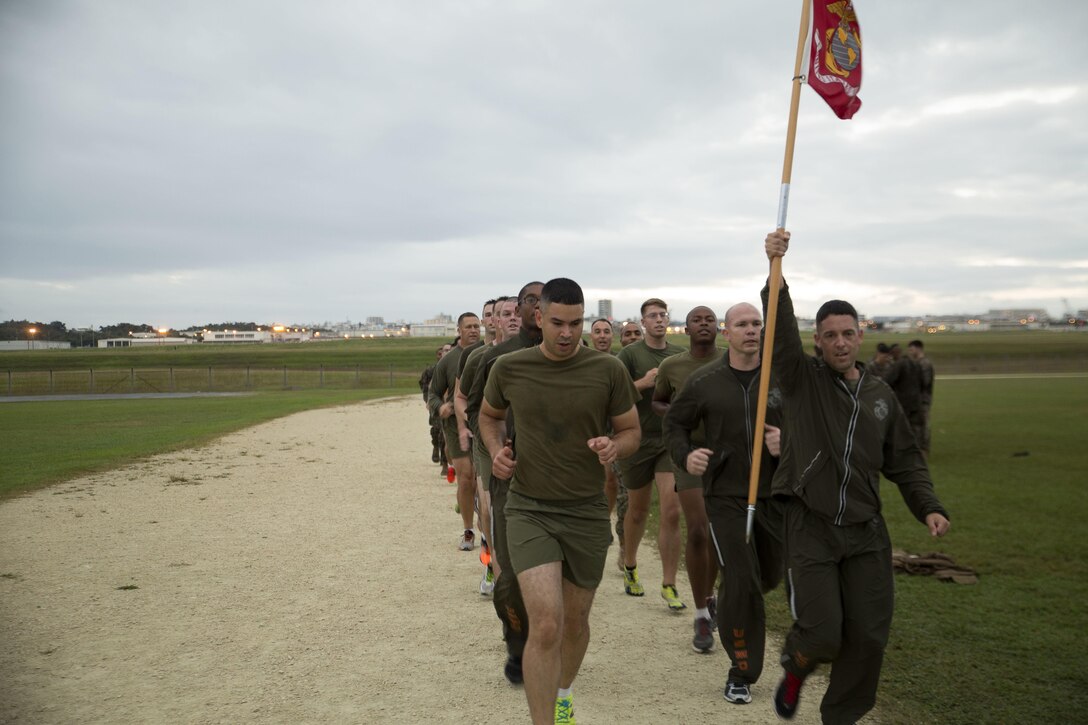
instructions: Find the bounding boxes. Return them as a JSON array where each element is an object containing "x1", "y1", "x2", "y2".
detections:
[
  {"x1": 1, "y1": 320, "x2": 168, "y2": 347},
  {"x1": 197, "y1": 322, "x2": 262, "y2": 331}
]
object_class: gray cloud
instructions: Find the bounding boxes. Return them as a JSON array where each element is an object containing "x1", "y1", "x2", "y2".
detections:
[{"x1": 2, "y1": 1, "x2": 1086, "y2": 326}]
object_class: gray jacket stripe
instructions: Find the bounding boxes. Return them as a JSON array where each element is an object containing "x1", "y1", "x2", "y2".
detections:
[{"x1": 834, "y1": 375, "x2": 863, "y2": 526}]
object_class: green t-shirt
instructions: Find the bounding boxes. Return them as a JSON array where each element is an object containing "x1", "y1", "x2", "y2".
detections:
[
  {"x1": 467, "y1": 328, "x2": 540, "y2": 458},
  {"x1": 458, "y1": 343, "x2": 490, "y2": 435},
  {"x1": 655, "y1": 348, "x2": 724, "y2": 446},
  {"x1": 484, "y1": 345, "x2": 638, "y2": 501},
  {"x1": 654, "y1": 348, "x2": 725, "y2": 402},
  {"x1": 616, "y1": 339, "x2": 685, "y2": 444},
  {"x1": 457, "y1": 340, "x2": 485, "y2": 379},
  {"x1": 427, "y1": 344, "x2": 465, "y2": 418}
]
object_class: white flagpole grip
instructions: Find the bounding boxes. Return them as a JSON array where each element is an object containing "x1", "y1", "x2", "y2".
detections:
[
  {"x1": 777, "y1": 182, "x2": 791, "y2": 231},
  {"x1": 745, "y1": 504, "x2": 756, "y2": 544}
]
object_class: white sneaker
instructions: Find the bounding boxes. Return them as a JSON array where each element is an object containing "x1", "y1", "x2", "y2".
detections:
[
  {"x1": 479, "y1": 566, "x2": 495, "y2": 596},
  {"x1": 724, "y1": 681, "x2": 752, "y2": 704},
  {"x1": 458, "y1": 529, "x2": 475, "y2": 551}
]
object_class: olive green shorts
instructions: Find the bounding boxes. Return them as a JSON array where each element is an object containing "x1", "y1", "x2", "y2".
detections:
[
  {"x1": 617, "y1": 443, "x2": 671, "y2": 490},
  {"x1": 473, "y1": 439, "x2": 492, "y2": 490},
  {"x1": 442, "y1": 417, "x2": 471, "y2": 459},
  {"x1": 672, "y1": 463, "x2": 704, "y2": 492},
  {"x1": 505, "y1": 490, "x2": 611, "y2": 590}
]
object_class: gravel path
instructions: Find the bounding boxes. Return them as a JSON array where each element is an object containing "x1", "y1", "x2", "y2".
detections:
[{"x1": 0, "y1": 396, "x2": 833, "y2": 724}]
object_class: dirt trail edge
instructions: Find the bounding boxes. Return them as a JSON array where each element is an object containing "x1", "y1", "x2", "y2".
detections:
[{"x1": 1, "y1": 397, "x2": 834, "y2": 724}]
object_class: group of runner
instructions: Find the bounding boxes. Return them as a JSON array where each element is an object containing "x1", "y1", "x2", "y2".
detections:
[{"x1": 423, "y1": 230, "x2": 950, "y2": 725}]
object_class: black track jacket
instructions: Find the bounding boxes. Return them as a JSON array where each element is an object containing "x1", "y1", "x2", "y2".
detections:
[
  {"x1": 763, "y1": 280, "x2": 949, "y2": 527},
  {"x1": 663, "y1": 358, "x2": 782, "y2": 500}
]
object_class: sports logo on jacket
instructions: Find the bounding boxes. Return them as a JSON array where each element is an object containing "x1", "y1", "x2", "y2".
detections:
[
  {"x1": 767, "y1": 386, "x2": 783, "y2": 409},
  {"x1": 873, "y1": 398, "x2": 889, "y2": 421}
]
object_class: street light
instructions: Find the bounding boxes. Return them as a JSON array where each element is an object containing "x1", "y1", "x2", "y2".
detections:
[{"x1": 27, "y1": 327, "x2": 37, "y2": 350}]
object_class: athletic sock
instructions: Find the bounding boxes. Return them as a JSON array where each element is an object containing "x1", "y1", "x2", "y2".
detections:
[
  {"x1": 557, "y1": 686, "x2": 572, "y2": 699},
  {"x1": 695, "y1": 607, "x2": 709, "y2": 619},
  {"x1": 625, "y1": 565, "x2": 636, "y2": 572},
  {"x1": 784, "y1": 671, "x2": 803, "y2": 705}
]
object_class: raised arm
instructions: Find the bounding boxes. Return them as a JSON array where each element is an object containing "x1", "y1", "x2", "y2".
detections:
[{"x1": 761, "y1": 230, "x2": 806, "y2": 393}]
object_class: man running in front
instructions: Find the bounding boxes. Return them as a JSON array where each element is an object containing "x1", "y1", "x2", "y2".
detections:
[
  {"x1": 480, "y1": 278, "x2": 639, "y2": 725},
  {"x1": 763, "y1": 230, "x2": 950, "y2": 724}
]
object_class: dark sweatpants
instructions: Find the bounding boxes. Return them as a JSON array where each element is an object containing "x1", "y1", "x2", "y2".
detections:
[
  {"x1": 490, "y1": 476, "x2": 528, "y2": 658},
  {"x1": 707, "y1": 495, "x2": 785, "y2": 685},
  {"x1": 780, "y1": 498, "x2": 894, "y2": 725}
]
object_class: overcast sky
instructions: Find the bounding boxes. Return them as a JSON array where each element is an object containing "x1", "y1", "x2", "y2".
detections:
[{"x1": 2, "y1": 1, "x2": 1086, "y2": 328}]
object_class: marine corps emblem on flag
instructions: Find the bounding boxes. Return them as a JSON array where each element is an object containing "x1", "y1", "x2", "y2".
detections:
[{"x1": 806, "y1": 0, "x2": 863, "y2": 119}]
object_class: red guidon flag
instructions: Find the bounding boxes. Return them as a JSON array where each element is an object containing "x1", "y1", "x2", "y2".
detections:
[{"x1": 806, "y1": 0, "x2": 862, "y2": 119}]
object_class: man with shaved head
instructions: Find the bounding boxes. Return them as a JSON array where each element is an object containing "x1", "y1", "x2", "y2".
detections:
[
  {"x1": 664, "y1": 301, "x2": 785, "y2": 705},
  {"x1": 652, "y1": 305, "x2": 725, "y2": 653},
  {"x1": 620, "y1": 321, "x2": 643, "y2": 347}
]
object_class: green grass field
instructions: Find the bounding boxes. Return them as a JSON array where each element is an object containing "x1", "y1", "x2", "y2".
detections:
[
  {"x1": 879, "y1": 376, "x2": 1087, "y2": 724},
  {"x1": 0, "y1": 389, "x2": 397, "y2": 498}
]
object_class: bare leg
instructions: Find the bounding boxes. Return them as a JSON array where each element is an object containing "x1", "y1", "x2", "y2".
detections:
[
  {"x1": 453, "y1": 455, "x2": 475, "y2": 531},
  {"x1": 559, "y1": 578, "x2": 598, "y2": 688},
  {"x1": 655, "y1": 472, "x2": 681, "y2": 586},
  {"x1": 678, "y1": 487, "x2": 713, "y2": 604},
  {"x1": 622, "y1": 484, "x2": 653, "y2": 568},
  {"x1": 518, "y1": 563, "x2": 565, "y2": 725},
  {"x1": 476, "y1": 477, "x2": 492, "y2": 549},
  {"x1": 603, "y1": 465, "x2": 618, "y2": 514}
]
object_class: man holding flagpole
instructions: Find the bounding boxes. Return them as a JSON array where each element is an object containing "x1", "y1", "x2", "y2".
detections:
[{"x1": 762, "y1": 230, "x2": 950, "y2": 724}]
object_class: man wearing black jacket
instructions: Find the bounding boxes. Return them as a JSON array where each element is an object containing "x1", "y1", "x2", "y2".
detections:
[
  {"x1": 763, "y1": 230, "x2": 950, "y2": 724},
  {"x1": 663, "y1": 301, "x2": 784, "y2": 705}
]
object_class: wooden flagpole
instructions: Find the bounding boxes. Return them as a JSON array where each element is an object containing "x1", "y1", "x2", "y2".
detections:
[{"x1": 746, "y1": 0, "x2": 812, "y2": 543}]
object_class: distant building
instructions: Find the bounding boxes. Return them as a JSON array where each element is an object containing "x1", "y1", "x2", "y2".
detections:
[
  {"x1": 97, "y1": 336, "x2": 195, "y2": 348},
  {"x1": 981, "y1": 308, "x2": 1049, "y2": 330},
  {"x1": 0, "y1": 340, "x2": 71, "y2": 351},
  {"x1": 201, "y1": 331, "x2": 273, "y2": 344},
  {"x1": 366, "y1": 316, "x2": 385, "y2": 326},
  {"x1": 597, "y1": 299, "x2": 613, "y2": 321},
  {"x1": 412, "y1": 314, "x2": 458, "y2": 338},
  {"x1": 197, "y1": 329, "x2": 312, "y2": 344}
]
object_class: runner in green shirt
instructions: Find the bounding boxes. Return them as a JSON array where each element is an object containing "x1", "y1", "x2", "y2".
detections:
[
  {"x1": 615, "y1": 298, "x2": 686, "y2": 609},
  {"x1": 480, "y1": 278, "x2": 639, "y2": 725},
  {"x1": 427, "y1": 311, "x2": 481, "y2": 550},
  {"x1": 651, "y1": 305, "x2": 724, "y2": 650}
]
